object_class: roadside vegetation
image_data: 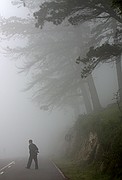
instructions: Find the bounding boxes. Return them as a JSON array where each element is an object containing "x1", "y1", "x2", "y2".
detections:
[
  {"x1": 55, "y1": 104, "x2": 122, "y2": 180},
  {"x1": 55, "y1": 159, "x2": 110, "y2": 180}
]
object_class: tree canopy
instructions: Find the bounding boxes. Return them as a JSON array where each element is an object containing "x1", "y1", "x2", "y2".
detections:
[
  {"x1": 32, "y1": 0, "x2": 122, "y2": 78},
  {"x1": 1, "y1": 0, "x2": 121, "y2": 110},
  {"x1": 0, "y1": 17, "x2": 89, "y2": 110},
  {"x1": 33, "y1": 0, "x2": 122, "y2": 29},
  {"x1": 76, "y1": 43, "x2": 122, "y2": 77}
]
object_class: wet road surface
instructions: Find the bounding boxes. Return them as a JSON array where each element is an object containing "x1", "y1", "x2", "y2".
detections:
[{"x1": 0, "y1": 158, "x2": 66, "y2": 180}]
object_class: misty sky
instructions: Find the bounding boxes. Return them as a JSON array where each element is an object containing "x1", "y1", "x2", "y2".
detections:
[
  {"x1": 0, "y1": 0, "x2": 119, "y2": 159},
  {"x1": 0, "y1": 0, "x2": 28, "y2": 18}
]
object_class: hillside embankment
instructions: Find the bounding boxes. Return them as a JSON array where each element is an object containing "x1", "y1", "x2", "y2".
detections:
[{"x1": 55, "y1": 105, "x2": 122, "y2": 180}]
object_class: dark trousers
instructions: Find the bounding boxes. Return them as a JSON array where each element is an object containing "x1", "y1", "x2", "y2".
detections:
[{"x1": 27, "y1": 154, "x2": 38, "y2": 169}]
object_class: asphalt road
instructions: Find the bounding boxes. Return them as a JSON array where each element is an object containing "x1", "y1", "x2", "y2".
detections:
[{"x1": 0, "y1": 157, "x2": 66, "y2": 180}]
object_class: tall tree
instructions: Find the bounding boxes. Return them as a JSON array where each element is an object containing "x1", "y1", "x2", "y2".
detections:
[
  {"x1": 0, "y1": 17, "x2": 94, "y2": 113},
  {"x1": 32, "y1": 0, "x2": 122, "y2": 102},
  {"x1": 76, "y1": 18, "x2": 122, "y2": 100}
]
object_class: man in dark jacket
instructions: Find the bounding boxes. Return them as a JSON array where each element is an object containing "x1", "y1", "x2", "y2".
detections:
[{"x1": 26, "y1": 139, "x2": 39, "y2": 169}]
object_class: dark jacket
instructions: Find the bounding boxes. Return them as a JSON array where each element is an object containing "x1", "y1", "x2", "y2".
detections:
[{"x1": 29, "y1": 143, "x2": 39, "y2": 156}]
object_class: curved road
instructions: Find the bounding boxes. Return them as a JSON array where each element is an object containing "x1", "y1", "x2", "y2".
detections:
[{"x1": 0, "y1": 158, "x2": 66, "y2": 180}]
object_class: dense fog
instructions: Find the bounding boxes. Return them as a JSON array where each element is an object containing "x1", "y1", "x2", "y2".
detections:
[
  {"x1": 0, "y1": 59, "x2": 75, "y2": 158},
  {"x1": 0, "y1": 56, "x2": 118, "y2": 159},
  {"x1": 0, "y1": 0, "x2": 121, "y2": 161}
]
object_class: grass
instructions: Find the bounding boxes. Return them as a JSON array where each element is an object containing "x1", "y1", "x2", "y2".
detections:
[{"x1": 54, "y1": 159, "x2": 110, "y2": 180}]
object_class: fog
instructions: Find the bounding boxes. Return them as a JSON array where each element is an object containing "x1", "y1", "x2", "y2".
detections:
[
  {"x1": 92, "y1": 63, "x2": 118, "y2": 107},
  {"x1": 0, "y1": 0, "x2": 74, "y2": 159},
  {"x1": 0, "y1": 57, "x2": 74, "y2": 158},
  {"x1": 0, "y1": 0, "x2": 120, "y2": 160},
  {"x1": 0, "y1": 57, "x2": 118, "y2": 159}
]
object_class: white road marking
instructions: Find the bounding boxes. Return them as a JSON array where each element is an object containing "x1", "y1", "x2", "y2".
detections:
[
  {"x1": 51, "y1": 160, "x2": 66, "y2": 179},
  {"x1": 0, "y1": 172, "x2": 4, "y2": 175},
  {"x1": 0, "y1": 161, "x2": 15, "y2": 174}
]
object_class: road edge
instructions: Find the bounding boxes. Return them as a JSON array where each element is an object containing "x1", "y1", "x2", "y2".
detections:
[{"x1": 50, "y1": 160, "x2": 68, "y2": 179}]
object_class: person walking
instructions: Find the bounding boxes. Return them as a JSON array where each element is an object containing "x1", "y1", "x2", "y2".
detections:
[{"x1": 26, "y1": 139, "x2": 39, "y2": 169}]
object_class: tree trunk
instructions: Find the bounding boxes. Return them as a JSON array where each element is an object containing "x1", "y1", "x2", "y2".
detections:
[
  {"x1": 87, "y1": 74, "x2": 101, "y2": 111},
  {"x1": 116, "y1": 55, "x2": 122, "y2": 102},
  {"x1": 113, "y1": 20, "x2": 122, "y2": 102},
  {"x1": 73, "y1": 102, "x2": 82, "y2": 118},
  {"x1": 81, "y1": 83, "x2": 92, "y2": 114}
]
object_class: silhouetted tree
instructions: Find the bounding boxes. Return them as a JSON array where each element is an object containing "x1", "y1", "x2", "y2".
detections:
[
  {"x1": 33, "y1": 0, "x2": 122, "y2": 29},
  {"x1": 0, "y1": 18, "x2": 95, "y2": 113},
  {"x1": 32, "y1": 0, "x2": 122, "y2": 102},
  {"x1": 76, "y1": 43, "x2": 122, "y2": 77}
]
